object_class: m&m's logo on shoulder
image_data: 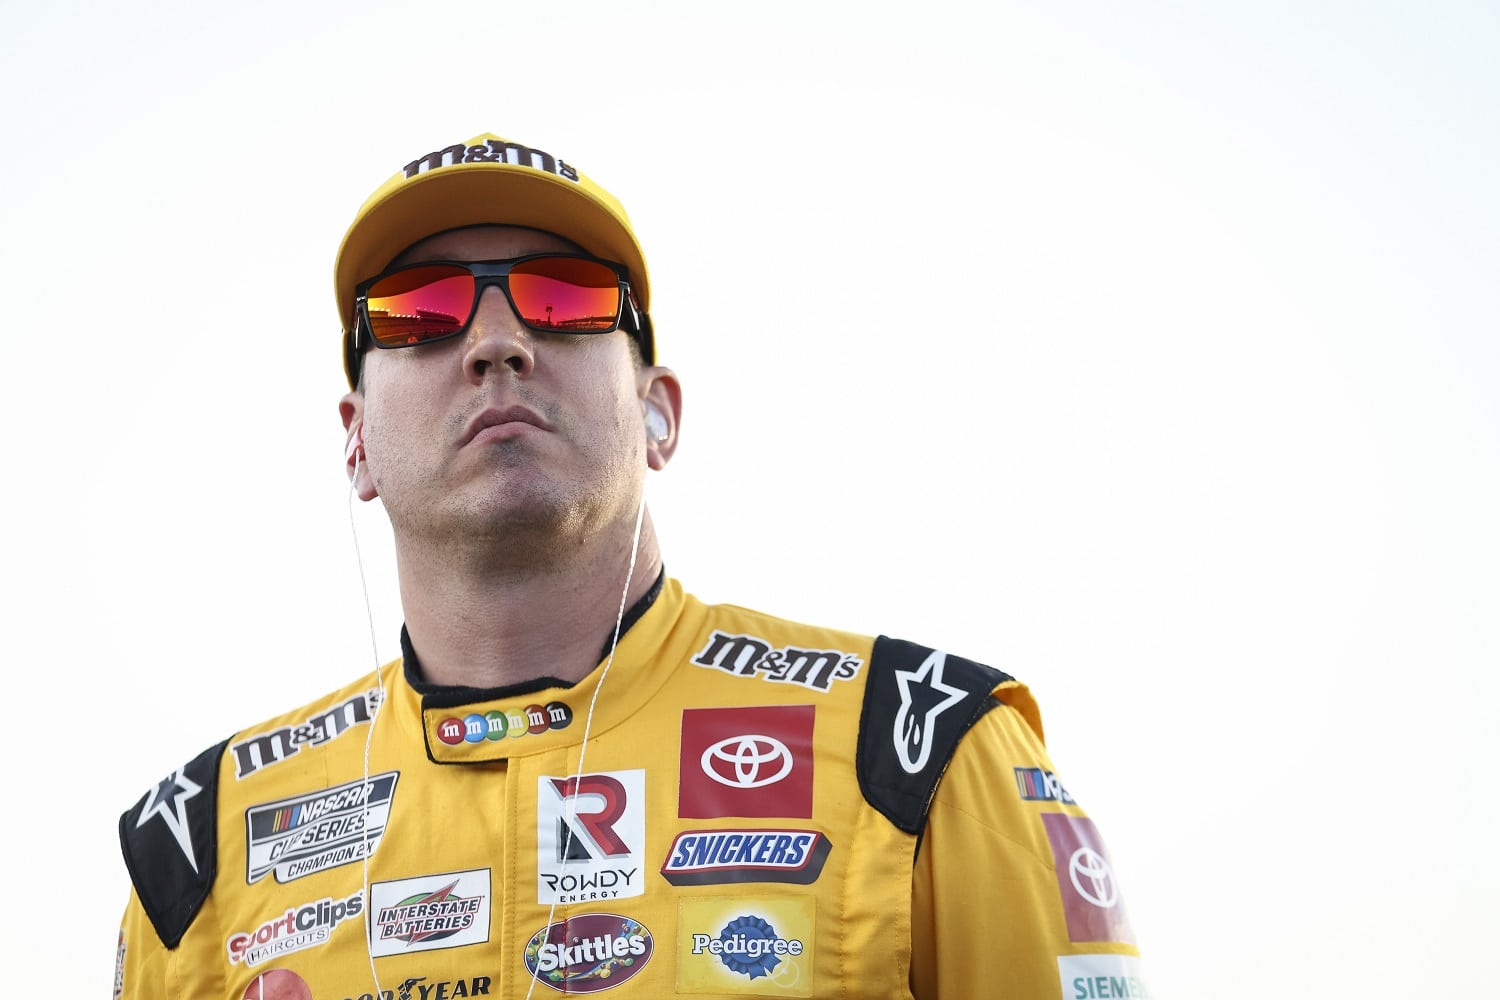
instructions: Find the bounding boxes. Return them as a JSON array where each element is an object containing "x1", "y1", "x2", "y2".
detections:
[{"x1": 436, "y1": 703, "x2": 574, "y2": 746}]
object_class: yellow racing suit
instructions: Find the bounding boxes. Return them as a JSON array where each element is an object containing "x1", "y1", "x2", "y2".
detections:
[{"x1": 117, "y1": 576, "x2": 1145, "y2": 999}]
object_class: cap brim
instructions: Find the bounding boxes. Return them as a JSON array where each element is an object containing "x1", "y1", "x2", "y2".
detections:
[{"x1": 335, "y1": 165, "x2": 651, "y2": 365}]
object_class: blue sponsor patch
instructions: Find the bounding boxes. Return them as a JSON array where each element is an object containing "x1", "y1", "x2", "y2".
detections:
[{"x1": 660, "y1": 829, "x2": 831, "y2": 886}]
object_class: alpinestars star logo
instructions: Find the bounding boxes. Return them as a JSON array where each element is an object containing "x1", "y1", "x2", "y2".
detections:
[
  {"x1": 135, "y1": 767, "x2": 204, "y2": 871},
  {"x1": 892, "y1": 650, "x2": 969, "y2": 774}
]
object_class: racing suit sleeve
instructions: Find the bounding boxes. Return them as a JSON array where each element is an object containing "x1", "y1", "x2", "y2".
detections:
[
  {"x1": 116, "y1": 888, "x2": 174, "y2": 998},
  {"x1": 909, "y1": 702, "x2": 1145, "y2": 999}
]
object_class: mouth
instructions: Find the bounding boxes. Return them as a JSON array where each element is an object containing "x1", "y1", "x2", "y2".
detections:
[{"x1": 461, "y1": 405, "x2": 550, "y2": 446}]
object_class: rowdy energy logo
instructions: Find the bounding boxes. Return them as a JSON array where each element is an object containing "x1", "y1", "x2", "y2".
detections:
[
  {"x1": 692, "y1": 632, "x2": 863, "y2": 692},
  {"x1": 1041, "y1": 813, "x2": 1136, "y2": 945},
  {"x1": 245, "y1": 772, "x2": 397, "y2": 884},
  {"x1": 368, "y1": 868, "x2": 491, "y2": 957},
  {"x1": 678, "y1": 706, "x2": 815, "y2": 819},
  {"x1": 660, "y1": 829, "x2": 831, "y2": 886},
  {"x1": 677, "y1": 896, "x2": 815, "y2": 996},
  {"x1": 434, "y1": 702, "x2": 572, "y2": 745},
  {"x1": 232, "y1": 689, "x2": 382, "y2": 779},
  {"x1": 523, "y1": 913, "x2": 653, "y2": 993},
  {"x1": 536, "y1": 770, "x2": 645, "y2": 904},
  {"x1": 226, "y1": 892, "x2": 363, "y2": 966}
]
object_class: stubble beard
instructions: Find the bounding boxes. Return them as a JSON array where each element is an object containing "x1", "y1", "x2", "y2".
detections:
[{"x1": 384, "y1": 431, "x2": 642, "y2": 578}]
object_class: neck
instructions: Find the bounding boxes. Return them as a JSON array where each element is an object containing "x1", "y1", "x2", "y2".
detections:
[{"x1": 392, "y1": 507, "x2": 664, "y2": 689}]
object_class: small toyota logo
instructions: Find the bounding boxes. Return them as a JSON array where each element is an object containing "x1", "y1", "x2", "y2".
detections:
[
  {"x1": 1068, "y1": 847, "x2": 1119, "y2": 908},
  {"x1": 700, "y1": 734, "x2": 794, "y2": 789}
]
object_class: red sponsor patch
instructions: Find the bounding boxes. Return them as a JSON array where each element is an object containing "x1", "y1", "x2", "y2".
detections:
[
  {"x1": 678, "y1": 706, "x2": 815, "y2": 819},
  {"x1": 1040, "y1": 813, "x2": 1136, "y2": 945},
  {"x1": 241, "y1": 968, "x2": 312, "y2": 1000}
]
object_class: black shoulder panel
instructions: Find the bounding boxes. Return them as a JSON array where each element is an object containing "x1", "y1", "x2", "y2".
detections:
[
  {"x1": 118, "y1": 739, "x2": 228, "y2": 949},
  {"x1": 857, "y1": 636, "x2": 1010, "y2": 834}
]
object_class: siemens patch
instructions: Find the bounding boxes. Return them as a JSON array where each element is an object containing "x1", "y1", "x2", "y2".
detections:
[{"x1": 1058, "y1": 953, "x2": 1152, "y2": 999}]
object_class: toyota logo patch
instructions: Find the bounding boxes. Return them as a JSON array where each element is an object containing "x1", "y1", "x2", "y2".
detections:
[
  {"x1": 700, "y1": 735, "x2": 794, "y2": 789},
  {"x1": 678, "y1": 706, "x2": 815, "y2": 819}
]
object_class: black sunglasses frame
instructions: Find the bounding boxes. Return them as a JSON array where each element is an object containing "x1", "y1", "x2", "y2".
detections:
[{"x1": 346, "y1": 253, "x2": 653, "y2": 383}]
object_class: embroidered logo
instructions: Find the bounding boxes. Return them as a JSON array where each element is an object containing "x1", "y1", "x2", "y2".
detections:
[
  {"x1": 676, "y1": 895, "x2": 815, "y2": 996},
  {"x1": 226, "y1": 892, "x2": 363, "y2": 966},
  {"x1": 1040, "y1": 813, "x2": 1136, "y2": 944},
  {"x1": 679, "y1": 706, "x2": 815, "y2": 819},
  {"x1": 402, "y1": 139, "x2": 580, "y2": 183},
  {"x1": 523, "y1": 913, "x2": 653, "y2": 992},
  {"x1": 536, "y1": 771, "x2": 645, "y2": 904},
  {"x1": 435, "y1": 702, "x2": 573, "y2": 745},
  {"x1": 1014, "y1": 766, "x2": 1076, "y2": 805},
  {"x1": 660, "y1": 829, "x2": 832, "y2": 886},
  {"x1": 135, "y1": 767, "x2": 204, "y2": 871},
  {"x1": 231, "y1": 689, "x2": 382, "y2": 780},
  {"x1": 692, "y1": 631, "x2": 863, "y2": 692},
  {"x1": 368, "y1": 869, "x2": 491, "y2": 957},
  {"x1": 892, "y1": 650, "x2": 969, "y2": 774},
  {"x1": 244, "y1": 772, "x2": 397, "y2": 884}
]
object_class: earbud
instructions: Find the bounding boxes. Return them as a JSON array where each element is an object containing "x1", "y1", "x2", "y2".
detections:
[
  {"x1": 644, "y1": 403, "x2": 669, "y2": 443},
  {"x1": 345, "y1": 423, "x2": 365, "y2": 466}
]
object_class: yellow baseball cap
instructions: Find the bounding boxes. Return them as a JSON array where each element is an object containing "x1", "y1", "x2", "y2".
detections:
[{"x1": 335, "y1": 132, "x2": 653, "y2": 386}]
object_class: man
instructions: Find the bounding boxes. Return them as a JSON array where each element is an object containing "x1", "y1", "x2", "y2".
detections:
[{"x1": 116, "y1": 132, "x2": 1145, "y2": 1000}]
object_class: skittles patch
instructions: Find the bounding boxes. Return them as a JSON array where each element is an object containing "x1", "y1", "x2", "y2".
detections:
[
  {"x1": 522, "y1": 912, "x2": 653, "y2": 993},
  {"x1": 676, "y1": 895, "x2": 815, "y2": 996}
]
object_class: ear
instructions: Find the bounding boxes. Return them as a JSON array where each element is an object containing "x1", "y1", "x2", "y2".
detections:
[
  {"x1": 638, "y1": 366, "x2": 682, "y2": 472},
  {"x1": 339, "y1": 391, "x2": 380, "y2": 501}
]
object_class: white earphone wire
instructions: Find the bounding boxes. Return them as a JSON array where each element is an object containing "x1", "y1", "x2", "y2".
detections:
[
  {"x1": 348, "y1": 450, "x2": 650, "y2": 999},
  {"x1": 348, "y1": 454, "x2": 388, "y2": 1000},
  {"x1": 524, "y1": 487, "x2": 648, "y2": 1000}
]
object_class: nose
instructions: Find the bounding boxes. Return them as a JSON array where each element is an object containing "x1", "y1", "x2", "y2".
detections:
[{"x1": 461, "y1": 285, "x2": 535, "y2": 382}]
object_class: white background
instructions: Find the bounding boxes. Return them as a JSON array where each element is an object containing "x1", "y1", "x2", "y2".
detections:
[{"x1": 3, "y1": 2, "x2": 1495, "y2": 997}]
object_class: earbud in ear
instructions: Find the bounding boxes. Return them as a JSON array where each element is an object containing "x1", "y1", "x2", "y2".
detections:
[
  {"x1": 345, "y1": 423, "x2": 365, "y2": 465},
  {"x1": 644, "y1": 403, "x2": 669, "y2": 443}
]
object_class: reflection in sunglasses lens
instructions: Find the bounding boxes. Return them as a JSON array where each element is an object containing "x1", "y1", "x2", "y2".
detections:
[
  {"x1": 363, "y1": 258, "x2": 622, "y2": 347},
  {"x1": 510, "y1": 259, "x2": 620, "y2": 331},
  {"x1": 366, "y1": 266, "x2": 473, "y2": 345}
]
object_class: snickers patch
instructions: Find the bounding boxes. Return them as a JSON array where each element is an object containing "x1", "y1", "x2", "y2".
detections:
[{"x1": 660, "y1": 829, "x2": 832, "y2": 886}]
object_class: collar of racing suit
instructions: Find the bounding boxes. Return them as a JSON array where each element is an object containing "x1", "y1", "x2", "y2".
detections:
[{"x1": 386, "y1": 569, "x2": 680, "y2": 765}]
